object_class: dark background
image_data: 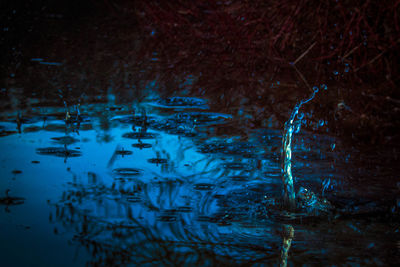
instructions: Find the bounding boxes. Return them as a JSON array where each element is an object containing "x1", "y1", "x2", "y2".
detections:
[{"x1": 1, "y1": 0, "x2": 399, "y2": 147}]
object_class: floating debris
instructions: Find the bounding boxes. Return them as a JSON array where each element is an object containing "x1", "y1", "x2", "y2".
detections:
[
  {"x1": 12, "y1": 170, "x2": 22, "y2": 174},
  {"x1": 31, "y1": 161, "x2": 40, "y2": 164}
]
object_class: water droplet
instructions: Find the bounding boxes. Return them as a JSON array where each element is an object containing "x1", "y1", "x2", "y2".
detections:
[
  {"x1": 319, "y1": 120, "x2": 324, "y2": 126},
  {"x1": 333, "y1": 71, "x2": 339, "y2": 75},
  {"x1": 294, "y1": 122, "x2": 301, "y2": 133},
  {"x1": 331, "y1": 143, "x2": 336, "y2": 151},
  {"x1": 320, "y1": 84, "x2": 328, "y2": 90}
]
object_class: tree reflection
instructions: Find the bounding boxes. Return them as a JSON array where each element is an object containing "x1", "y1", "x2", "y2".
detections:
[{"x1": 50, "y1": 170, "x2": 282, "y2": 266}]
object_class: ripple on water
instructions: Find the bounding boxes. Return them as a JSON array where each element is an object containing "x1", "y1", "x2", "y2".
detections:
[
  {"x1": 0, "y1": 190, "x2": 25, "y2": 206},
  {"x1": 51, "y1": 136, "x2": 80, "y2": 145},
  {"x1": 223, "y1": 162, "x2": 252, "y2": 171},
  {"x1": 199, "y1": 141, "x2": 258, "y2": 155},
  {"x1": 150, "y1": 97, "x2": 209, "y2": 109},
  {"x1": 173, "y1": 112, "x2": 232, "y2": 125},
  {"x1": 112, "y1": 168, "x2": 143, "y2": 177},
  {"x1": 36, "y1": 147, "x2": 82, "y2": 157},
  {"x1": 112, "y1": 115, "x2": 155, "y2": 125},
  {"x1": 131, "y1": 143, "x2": 152, "y2": 149},
  {"x1": 115, "y1": 149, "x2": 133, "y2": 156},
  {"x1": 194, "y1": 183, "x2": 215, "y2": 191},
  {"x1": 122, "y1": 132, "x2": 158, "y2": 139},
  {"x1": 147, "y1": 158, "x2": 168, "y2": 164},
  {"x1": 157, "y1": 215, "x2": 178, "y2": 222},
  {"x1": 229, "y1": 175, "x2": 251, "y2": 182}
]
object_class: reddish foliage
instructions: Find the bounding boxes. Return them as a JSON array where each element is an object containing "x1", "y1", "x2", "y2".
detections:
[{"x1": 131, "y1": 0, "x2": 399, "y2": 144}]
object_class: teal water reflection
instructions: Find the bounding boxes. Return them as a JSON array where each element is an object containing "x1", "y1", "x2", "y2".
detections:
[{"x1": 0, "y1": 98, "x2": 399, "y2": 266}]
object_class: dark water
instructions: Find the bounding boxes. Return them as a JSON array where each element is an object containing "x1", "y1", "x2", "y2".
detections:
[{"x1": 0, "y1": 96, "x2": 399, "y2": 266}]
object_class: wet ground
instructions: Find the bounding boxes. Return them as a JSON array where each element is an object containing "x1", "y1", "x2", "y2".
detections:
[
  {"x1": 0, "y1": 96, "x2": 399, "y2": 266},
  {"x1": 1, "y1": 1, "x2": 400, "y2": 265}
]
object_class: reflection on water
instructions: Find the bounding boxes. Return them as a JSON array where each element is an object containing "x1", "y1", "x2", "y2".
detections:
[{"x1": 0, "y1": 96, "x2": 399, "y2": 266}]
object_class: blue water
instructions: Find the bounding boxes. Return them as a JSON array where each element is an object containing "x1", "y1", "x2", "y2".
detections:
[{"x1": 0, "y1": 98, "x2": 399, "y2": 266}]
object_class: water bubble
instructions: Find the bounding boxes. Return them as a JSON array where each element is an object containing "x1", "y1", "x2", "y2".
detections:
[
  {"x1": 333, "y1": 71, "x2": 339, "y2": 75},
  {"x1": 319, "y1": 120, "x2": 324, "y2": 126},
  {"x1": 298, "y1": 112, "x2": 304, "y2": 120},
  {"x1": 320, "y1": 84, "x2": 328, "y2": 90}
]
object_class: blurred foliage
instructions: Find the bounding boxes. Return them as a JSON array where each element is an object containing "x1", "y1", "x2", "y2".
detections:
[{"x1": 1, "y1": 0, "x2": 399, "y2": 146}]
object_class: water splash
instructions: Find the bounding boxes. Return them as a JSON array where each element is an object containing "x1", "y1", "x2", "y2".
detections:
[{"x1": 281, "y1": 86, "x2": 321, "y2": 210}]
